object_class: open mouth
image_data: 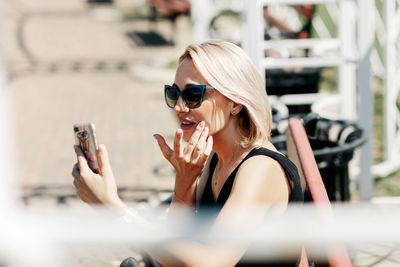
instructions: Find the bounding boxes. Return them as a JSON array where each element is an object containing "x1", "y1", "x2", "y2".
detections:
[{"x1": 180, "y1": 120, "x2": 197, "y2": 130}]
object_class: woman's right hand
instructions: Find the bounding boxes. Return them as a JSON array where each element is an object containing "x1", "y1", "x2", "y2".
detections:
[
  {"x1": 72, "y1": 144, "x2": 126, "y2": 213},
  {"x1": 153, "y1": 121, "x2": 213, "y2": 203}
]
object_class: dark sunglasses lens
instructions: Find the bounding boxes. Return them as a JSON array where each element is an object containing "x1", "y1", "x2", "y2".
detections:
[
  {"x1": 165, "y1": 86, "x2": 178, "y2": 108},
  {"x1": 183, "y1": 87, "x2": 203, "y2": 108}
]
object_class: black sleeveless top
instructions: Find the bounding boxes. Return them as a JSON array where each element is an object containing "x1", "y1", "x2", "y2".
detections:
[{"x1": 197, "y1": 147, "x2": 304, "y2": 266}]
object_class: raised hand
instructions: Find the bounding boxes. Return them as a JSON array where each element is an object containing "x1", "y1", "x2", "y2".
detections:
[{"x1": 154, "y1": 121, "x2": 213, "y2": 202}]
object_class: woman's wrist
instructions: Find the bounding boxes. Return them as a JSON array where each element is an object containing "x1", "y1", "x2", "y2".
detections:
[
  {"x1": 172, "y1": 191, "x2": 188, "y2": 203},
  {"x1": 106, "y1": 195, "x2": 128, "y2": 215},
  {"x1": 173, "y1": 183, "x2": 196, "y2": 205}
]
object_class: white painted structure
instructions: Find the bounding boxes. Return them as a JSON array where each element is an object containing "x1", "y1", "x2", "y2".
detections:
[
  {"x1": 242, "y1": 0, "x2": 358, "y2": 120},
  {"x1": 357, "y1": 0, "x2": 374, "y2": 200},
  {"x1": 191, "y1": 0, "x2": 400, "y2": 200},
  {"x1": 242, "y1": 0, "x2": 374, "y2": 200},
  {"x1": 372, "y1": 0, "x2": 400, "y2": 178},
  {"x1": 190, "y1": 0, "x2": 243, "y2": 43}
]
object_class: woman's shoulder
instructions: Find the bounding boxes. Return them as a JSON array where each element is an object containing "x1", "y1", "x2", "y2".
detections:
[
  {"x1": 237, "y1": 148, "x2": 285, "y2": 178},
  {"x1": 241, "y1": 146, "x2": 285, "y2": 167},
  {"x1": 231, "y1": 147, "x2": 290, "y2": 203},
  {"x1": 239, "y1": 145, "x2": 295, "y2": 173}
]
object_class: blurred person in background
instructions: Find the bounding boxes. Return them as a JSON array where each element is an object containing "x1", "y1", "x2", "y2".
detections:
[
  {"x1": 72, "y1": 40, "x2": 303, "y2": 266},
  {"x1": 264, "y1": 4, "x2": 314, "y2": 40},
  {"x1": 147, "y1": 0, "x2": 190, "y2": 17}
]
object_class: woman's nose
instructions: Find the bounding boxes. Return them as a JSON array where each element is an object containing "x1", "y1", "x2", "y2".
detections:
[{"x1": 174, "y1": 96, "x2": 189, "y2": 113}]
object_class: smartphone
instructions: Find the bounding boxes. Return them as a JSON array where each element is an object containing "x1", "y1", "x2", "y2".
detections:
[{"x1": 73, "y1": 122, "x2": 99, "y2": 173}]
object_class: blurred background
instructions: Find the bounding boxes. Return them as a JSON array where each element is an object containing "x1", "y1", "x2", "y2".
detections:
[
  {"x1": 2, "y1": 0, "x2": 398, "y2": 207},
  {"x1": 2, "y1": 0, "x2": 191, "y2": 210},
  {"x1": 0, "y1": 0, "x2": 400, "y2": 265}
]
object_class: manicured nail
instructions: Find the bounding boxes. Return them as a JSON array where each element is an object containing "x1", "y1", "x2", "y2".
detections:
[
  {"x1": 200, "y1": 121, "x2": 205, "y2": 127},
  {"x1": 98, "y1": 144, "x2": 105, "y2": 151},
  {"x1": 153, "y1": 134, "x2": 160, "y2": 142}
]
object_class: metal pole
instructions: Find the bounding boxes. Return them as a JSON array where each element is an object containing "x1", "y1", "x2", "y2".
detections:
[
  {"x1": 384, "y1": 0, "x2": 396, "y2": 160},
  {"x1": 190, "y1": 0, "x2": 214, "y2": 43},
  {"x1": 241, "y1": 0, "x2": 264, "y2": 79},
  {"x1": 339, "y1": 0, "x2": 357, "y2": 119},
  {"x1": 358, "y1": 0, "x2": 374, "y2": 200}
]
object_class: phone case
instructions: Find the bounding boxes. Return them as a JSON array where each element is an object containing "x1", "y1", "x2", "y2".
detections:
[{"x1": 73, "y1": 122, "x2": 99, "y2": 173}]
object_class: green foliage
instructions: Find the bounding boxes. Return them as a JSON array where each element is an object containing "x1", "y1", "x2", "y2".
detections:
[
  {"x1": 373, "y1": 90, "x2": 385, "y2": 163},
  {"x1": 319, "y1": 67, "x2": 338, "y2": 93},
  {"x1": 312, "y1": 5, "x2": 337, "y2": 38},
  {"x1": 375, "y1": 170, "x2": 400, "y2": 197},
  {"x1": 164, "y1": 60, "x2": 178, "y2": 70}
]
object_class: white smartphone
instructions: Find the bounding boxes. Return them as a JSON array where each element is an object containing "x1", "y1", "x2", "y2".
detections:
[{"x1": 73, "y1": 122, "x2": 99, "y2": 173}]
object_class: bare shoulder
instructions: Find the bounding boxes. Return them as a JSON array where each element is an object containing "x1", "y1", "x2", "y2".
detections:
[
  {"x1": 231, "y1": 154, "x2": 289, "y2": 204},
  {"x1": 236, "y1": 154, "x2": 287, "y2": 186}
]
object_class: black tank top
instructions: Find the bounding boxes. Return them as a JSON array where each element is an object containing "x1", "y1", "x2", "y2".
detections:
[
  {"x1": 197, "y1": 147, "x2": 304, "y2": 266},
  {"x1": 199, "y1": 147, "x2": 303, "y2": 208}
]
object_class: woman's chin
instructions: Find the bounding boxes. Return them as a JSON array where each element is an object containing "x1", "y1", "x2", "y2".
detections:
[
  {"x1": 182, "y1": 129, "x2": 194, "y2": 143},
  {"x1": 183, "y1": 134, "x2": 191, "y2": 143}
]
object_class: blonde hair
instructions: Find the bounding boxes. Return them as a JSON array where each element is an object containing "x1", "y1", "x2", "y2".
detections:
[{"x1": 179, "y1": 40, "x2": 272, "y2": 147}]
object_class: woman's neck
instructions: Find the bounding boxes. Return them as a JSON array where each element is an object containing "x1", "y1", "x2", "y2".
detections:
[{"x1": 211, "y1": 124, "x2": 252, "y2": 167}]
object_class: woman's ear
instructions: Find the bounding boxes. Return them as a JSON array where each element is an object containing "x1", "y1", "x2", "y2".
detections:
[{"x1": 230, "y1": 102, "x2": 243, "y2": 116}]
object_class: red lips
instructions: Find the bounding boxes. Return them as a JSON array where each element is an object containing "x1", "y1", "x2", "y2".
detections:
[{"x1": 179, "y1": 118, "x2": 197, "y2": 130}]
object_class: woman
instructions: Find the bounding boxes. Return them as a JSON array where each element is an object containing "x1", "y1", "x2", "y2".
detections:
[{"x1": 72, "y1": 40, "x2": 303, "y2": 266}]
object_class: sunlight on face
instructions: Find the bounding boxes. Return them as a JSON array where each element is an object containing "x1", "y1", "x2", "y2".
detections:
[{"x1": 173, "y1": 59, "x2": 232, "y2": 142}]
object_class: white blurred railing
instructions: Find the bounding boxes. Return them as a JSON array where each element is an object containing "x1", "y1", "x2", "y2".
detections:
[{"x1": 3, "y1": 204, "x2": 400, "y2": 265}]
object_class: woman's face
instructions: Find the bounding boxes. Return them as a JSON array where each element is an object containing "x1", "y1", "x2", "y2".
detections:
[{"x1": 173, "y1": 58, "x2": 232, "y2": 142}]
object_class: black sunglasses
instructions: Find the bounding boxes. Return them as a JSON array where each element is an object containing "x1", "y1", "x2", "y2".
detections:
[{"x1": 164, "y1": 84, "x2": 217, "y2": 109}]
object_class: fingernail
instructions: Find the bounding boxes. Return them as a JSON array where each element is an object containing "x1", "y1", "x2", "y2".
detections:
[
  {"x1": 205, "y1": 126, "x2": 209, "y2": 132},
  {"x1": 200, "y1": 121, "x2": 205, "y2": 127},
  {"x1": 98, "y1": 144, "x2": 105, "y2": 151}
]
